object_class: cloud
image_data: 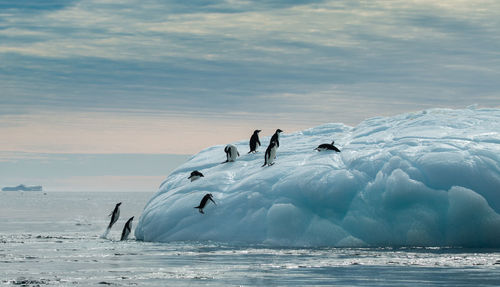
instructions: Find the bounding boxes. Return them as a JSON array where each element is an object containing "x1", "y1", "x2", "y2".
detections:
[{"x1": 0, "y1": 0, "x2": 499, "y2": 153}]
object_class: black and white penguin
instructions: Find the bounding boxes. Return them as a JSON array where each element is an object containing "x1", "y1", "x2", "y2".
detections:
[
  {"x1": 188, "y1": 170, "x2": 204, "y2": 182},
  {"x1": 101, "y1": 202, "x2": 121, "y2": 238},
  {"x1": 270, "y1": 129, "x2": 283, "y2": 147},
  {"x1": 120, "y1": 216, "x2": 134, "y2": 241},
  {"x1": 248, "y1": 130, "x2": 262, "y2": 153},
  {"x1": 194, "y1": 193, "x2": 216, "y2": 214},
  {"x1": 108, "y1": 202, "x2": 121, "y2": 229},
  {"x1": 314, "y1": 140, "x2": 341, "y2": 152},
  {"x1": 222, "y1": 144, "x2": 240, "y2": 163},
  {"x1": 262, "y1": 140, "x2": 278, "y2": 167}
]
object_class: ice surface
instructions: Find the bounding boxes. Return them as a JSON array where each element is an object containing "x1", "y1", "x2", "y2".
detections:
[{"x1": 135, "y1": 108, "x2": 500, "y2": 247}]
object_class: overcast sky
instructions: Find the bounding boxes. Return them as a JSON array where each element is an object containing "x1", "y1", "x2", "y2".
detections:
[{"x1": 1, "y1": 0, "x2": 499, "y2": 190}]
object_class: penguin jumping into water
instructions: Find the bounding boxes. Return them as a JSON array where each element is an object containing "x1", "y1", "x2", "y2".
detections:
[
  {"x1": 270, "y1": 129, "x2": 283, "y2": 147},
  {"x1": 222, "y1": 144, "x2": 240, "y2": 163},
  {"x1": 314, "y1": 140, "x2": 341, "y2": 152},
  {"x1": 262, "y1": 140, "x2": 278, "y2": 167},
  {"x1": 194, "y1": 193, "x2": 216, "y2": 214},
  {"x1": 188, "y1": 170, "x2": 204, "y2": 182},
  {"x1": 101, "y1": 202, "x2": 121, "y2": 238},
  {"x1": 120, "y1": 216, "x2": 134, "y2": 241},
  {"x1": 248, "y1": 130, "x2": 261, "y2": 153}
]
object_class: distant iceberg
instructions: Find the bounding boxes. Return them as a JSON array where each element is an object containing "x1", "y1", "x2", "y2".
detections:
[
  {"x1": 135, "y1": 108, "x2": 500, "y2": 247},
  {"x1": 2, "y1": 184, "x2": 42, "y2": 191}
]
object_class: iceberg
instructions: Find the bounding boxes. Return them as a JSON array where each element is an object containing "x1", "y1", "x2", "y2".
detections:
[
  {"x1": 135, "y1": 108, "x2": 500, "y2": 247},
  {"x1": 2, "y1": 184, "x2": 43, "y2": 191}
]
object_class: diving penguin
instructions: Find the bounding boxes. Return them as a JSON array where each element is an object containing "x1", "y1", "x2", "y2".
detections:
[
  {"x1": 101, "y1": 202, "x2": 121, "y2": 238},
  {"x1": 314, "y1": 140, "x2": 341, "y2": 152},
  {"x1": 188, "y1": 170, "x2": 204, "y2": 182},
  {"x1": 194, "y1": 193, "x2": 216, "y2": 214},
  {"x1": 120, "y1": 216, "x2": 134, "y2": 241}
]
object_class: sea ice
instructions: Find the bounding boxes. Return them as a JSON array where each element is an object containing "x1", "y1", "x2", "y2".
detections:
[{"x1": 135, "y1": 108, "x2": 500, "y2": 247}]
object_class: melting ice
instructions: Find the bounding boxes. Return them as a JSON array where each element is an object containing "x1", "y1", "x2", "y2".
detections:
[{"x1": 135, "y1": 108, "x2": 500, "y2": 247}]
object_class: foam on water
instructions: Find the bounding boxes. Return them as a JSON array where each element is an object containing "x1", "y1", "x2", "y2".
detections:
[{"x1": 135, "y1": 108, "x2": 500, "y2": 247}]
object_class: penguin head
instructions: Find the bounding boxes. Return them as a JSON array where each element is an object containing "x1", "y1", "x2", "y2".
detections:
[
  {"x1": 130, "y1": 216, "x2": 134, "y2": 220},
  {"x1": 276, "y1": 129, "x2": 283, "y2": 134},
  {"x1": 254, "y1": 129, "x2": 261, "y2": 134},
  {"x1": 117, "y1": 202, "x2": 122, "y2": 206}
]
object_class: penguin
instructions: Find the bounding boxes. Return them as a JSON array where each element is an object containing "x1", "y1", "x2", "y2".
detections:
[
  {"x1": 120, "y1": 216, "x2": 134, "y2": 241},
  {"x1": 248, "y1": 129, "x2": 262, "y2": 153},
  {"x1": 194, "y1": 193, "x2": 216, "y2": 214},
  {"x1": 222, "y1": 144, "x2": 240, "y2": 163},
  {"x1": 101, "y1": 202, "x2": 121, "y2": 238},
  {"x1": 262, "y1": 140, "x2": 278, "y2": 167},
  {"x1": 188, "y1": 170, "x2": 204, "y2": 182},
  {"x1": 270, "y1": 129, "x2": 283, "y2": 147},
  {"x1": 314, "y1": 140, "x2": 341, "y2": 152}
]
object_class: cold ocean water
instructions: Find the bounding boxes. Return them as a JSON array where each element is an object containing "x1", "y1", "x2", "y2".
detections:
[{"x1": 1, "y1": 191, "x2": 499, "y2": 286}]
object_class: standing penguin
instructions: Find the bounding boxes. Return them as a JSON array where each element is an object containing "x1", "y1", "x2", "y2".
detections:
[
  {"x1": 262, "y1": 140, "x2": 278, "y2": 167},
  {"x1": 101, "y1": 202, "x2": 121, "y2": 238},
  {"x1": 188, "y1": 170, "x2": 204, "y2": 182},
  {"x1": 248, "y1": 130, "x2": 262, "y2": 153},
  {"x1": 314, "y1": 140, "x2": 341, "y2": 152},
  {"x1": 222, "y1": 144, "x2": 240, "y2": 163},
  {"x1": 120, "y1": 216, "x2": 134, "y2": 241},
  {"x1": 270, "y1": 129, "x2": 283, "y2": 147},
  {"x1": 194, "y1": 193, "x2": 216, "y2": 214}
]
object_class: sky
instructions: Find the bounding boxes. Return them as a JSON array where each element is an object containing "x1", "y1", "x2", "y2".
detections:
[{"x1": 1, "y1": 0, "x2": 499, "y2": 191}]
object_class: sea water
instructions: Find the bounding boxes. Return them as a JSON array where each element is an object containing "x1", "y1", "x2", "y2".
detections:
[{"x1": 1, "y1": 191, "x2": 499, "y2": 286}]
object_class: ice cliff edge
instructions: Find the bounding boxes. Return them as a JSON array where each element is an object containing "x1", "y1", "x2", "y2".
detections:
[{"x1": 135, "y1": 108, "x2": 500, "y2": 247}]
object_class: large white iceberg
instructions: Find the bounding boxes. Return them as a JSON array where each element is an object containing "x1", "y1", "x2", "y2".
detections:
[{"x1": 135, "y1": 108, "x2": 500, "y2": 247}]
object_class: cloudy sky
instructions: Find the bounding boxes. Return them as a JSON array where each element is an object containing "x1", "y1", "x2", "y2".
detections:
[{"x1": 1, "y1": 0, "x2": 499, "y2": 190}]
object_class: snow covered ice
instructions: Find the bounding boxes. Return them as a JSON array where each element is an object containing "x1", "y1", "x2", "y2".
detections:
[{"x1": 135, "y1": 108, "x2": 500, "y2": 247}]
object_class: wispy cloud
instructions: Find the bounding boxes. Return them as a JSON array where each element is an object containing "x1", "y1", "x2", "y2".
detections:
[{"x1": 1, "y1": 0, "x2": 499, "y2": 153}]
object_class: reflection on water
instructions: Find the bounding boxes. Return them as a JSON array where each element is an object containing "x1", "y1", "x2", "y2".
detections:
[{"x1": 1, "y1": 191, "x2": 499, "y2": 286}]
